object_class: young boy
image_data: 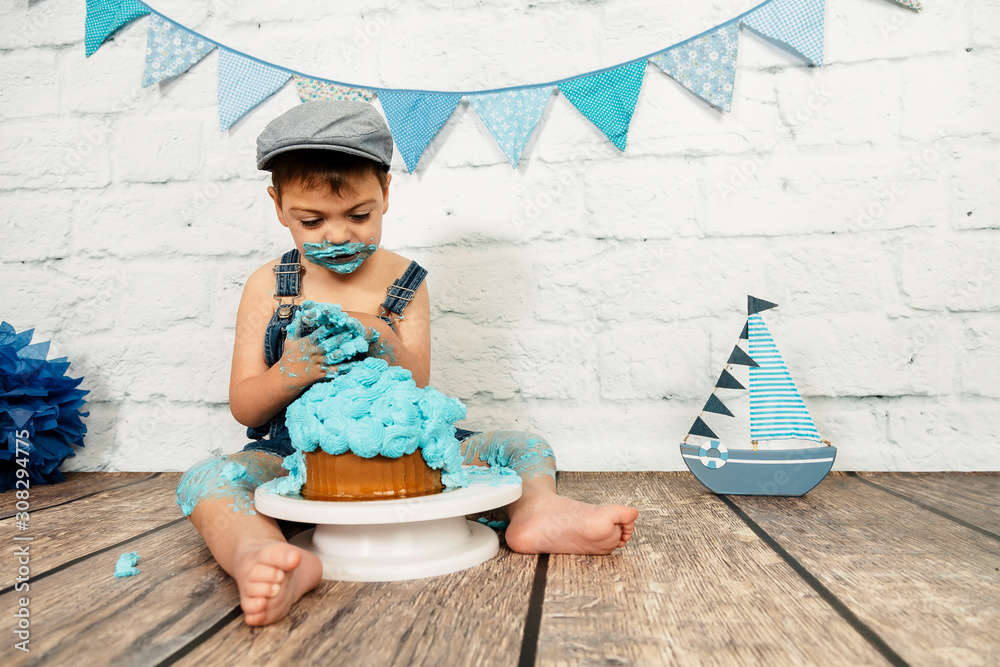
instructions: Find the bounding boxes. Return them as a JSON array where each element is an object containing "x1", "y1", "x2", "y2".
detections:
[{"x1": 176, "y1": 101, "x2": 639, "y2": 626}]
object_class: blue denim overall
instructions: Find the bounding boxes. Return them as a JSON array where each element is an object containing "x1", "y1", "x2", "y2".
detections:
[{"x1": 242, "y1": 249, "x2": 477, "y2": 458}]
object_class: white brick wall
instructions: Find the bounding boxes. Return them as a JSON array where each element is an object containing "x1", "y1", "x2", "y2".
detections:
[{"x1": 2, "y1": 0, "x2": 998, "y2": 473}]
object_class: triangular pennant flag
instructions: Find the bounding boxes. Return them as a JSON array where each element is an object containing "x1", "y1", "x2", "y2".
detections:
[
  {"x1": 890, "y1": 0, "x2": 922, "y2": 10},
  {"x1": 716, "y1": 369, "x2": 745, "y2": 390},
  {"x1": 378, "y1": 91, "x2": 462, "y2": 172},
  {"x1": 85, "y1": 0, "x2": 150, "y2": 57},
  {"x1": 740, "y1": 321, "x2": 749, "y2": 340},
  {"x1": 142, "y1": 14, "x2": 215, "y2": 88},
  {"x1": 217, "y1": 48, "x2": 292, "y2": 131},
  {"x1": 727, "y1": 345, "x2": 760, "y2": 367},
  {"x1": 649, "y1": 23, "x2": 739, "y2": 112},
  {"x1": 467, "y1": 87, "x2": 554, "y2": 168},
  {"x1": 689, "y1": 416, "x2": 719, "y2": 439},
  {"x1": 704, "y1": 394, "x2": 735, "y2": 418},
  {"x1": 748, "y1": 296, "x2": 779, "y2": 315},
  {"x1": 294, "y1": 76, "x2": 374, "y2": 104},
  {"x1": 741, "y1": 0, "x2": 826, "y2": 66},
  {"x1": 558, "y1": 60, "x2": 646, "y2": 151}
]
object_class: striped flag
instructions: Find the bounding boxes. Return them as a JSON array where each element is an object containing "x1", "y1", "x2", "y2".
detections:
[{"x1": 747, "y1": 314, "x2": 821, "y2": 441}]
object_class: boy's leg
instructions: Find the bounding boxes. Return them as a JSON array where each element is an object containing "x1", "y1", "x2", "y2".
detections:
[
  {"x1": 460, "y1": 432, "x2": 638, "y2": 555},
  {"x1": 176, "y1": 450, "x2": 323, "y2": 626}
]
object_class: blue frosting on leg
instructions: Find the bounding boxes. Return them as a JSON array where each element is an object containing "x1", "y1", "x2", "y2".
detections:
[
  {"x1": 460, "y1": 431, "x2": 556, "y2": 481},
  {"x1": 175, "y1": 454, "x2": 280, "y2": 517}
]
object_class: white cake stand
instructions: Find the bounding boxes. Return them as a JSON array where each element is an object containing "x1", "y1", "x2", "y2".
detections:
[{"x1": 254, "y1": 473, "x2": 522, "y2": 582}]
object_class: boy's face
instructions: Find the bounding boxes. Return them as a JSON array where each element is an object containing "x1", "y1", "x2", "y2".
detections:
[{"x1": 268, "y1": 171, "x2": 391, "y2": 271}]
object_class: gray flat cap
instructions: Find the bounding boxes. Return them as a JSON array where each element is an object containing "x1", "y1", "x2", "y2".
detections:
[{"x1": 256, "y1": 101, "x2": 393, "y2": 170}]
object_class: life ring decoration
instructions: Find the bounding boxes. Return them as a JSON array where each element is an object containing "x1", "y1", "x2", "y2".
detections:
[{"x1": 699, "y1": 440, "x2": 729, "y2": 469}]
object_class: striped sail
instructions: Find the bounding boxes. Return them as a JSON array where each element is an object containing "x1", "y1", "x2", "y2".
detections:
[{"x1": 747, "y1": 314, "x2": 821, "y2": 441}]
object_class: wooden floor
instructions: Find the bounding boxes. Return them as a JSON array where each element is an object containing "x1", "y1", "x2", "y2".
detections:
[{"x1": 2, "y1": 471, "x2": 998, "y2": 666}]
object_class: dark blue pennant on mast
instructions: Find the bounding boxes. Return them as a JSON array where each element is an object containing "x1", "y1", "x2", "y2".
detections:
[
  {"x1": 740, "y1": 321, "x2": 749, "y2": 340},
  {"x1": 748, "y1": 295, "x2": 779, "y2": 315},
  {"x1": 689, "y1": 416, "x2": 719, "y2": 439},
  {"x1": 703, "y1": 394, "x2": 734, "y2": 417},
  {"x1": 716, "y1": 369, "x2": 745, "y2": 390},
  {"x1": 727, "y1": 345, "x2": 759, "y2": 368}
]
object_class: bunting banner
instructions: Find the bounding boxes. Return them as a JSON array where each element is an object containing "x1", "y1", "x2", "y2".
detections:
[
  {"x1": 740, "y1": 0, "x2": 826, "y2": 66},
  {"x1": 467, "y1": 87, "x2": 554, "y2": 168},
  {"x1": 747, "y1": 314, "x2": 822, "y2": 441},
  {"x1": 141, "y1": 14, "x2": 214, "y2": 88},
  {"x1": 378, "y1": 91, "x2": 463, "y2": 172},
  {"x1": 558, "y1": 61, "x2": 646, "y2": 151},
  {"x1": 294, "y1": 76, "x2": 374, "y2": 104},
  {"x1": 85, "y1": 0, "x2": 149, "y2": 57},
  {"x1": 73, "y1": 0, "x2": 918, "y2": 171},
  {"x1": 748, "y1": 295, "x2": 779, "y2": 315},
  {"x1": 217, "y1": 48, "x2": 292, "y2": 131},
  {"x1": 649, "y1": 23, "x2": 739, "y2": 112}
]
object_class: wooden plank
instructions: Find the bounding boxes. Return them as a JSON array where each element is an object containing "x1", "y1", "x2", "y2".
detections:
[
  {"x1": 0, "y1": 472, "x2": 161, "y2": 518},
  {"x1": 537, "y1": 472, "x2": 888, "y2": 666},
  {"x1": 732, "y1": 474, "x2": 1000, "y2": 666},
  {"x1": 0, "y1": 474, "x2": 184, "y2": 588},
  {"x1": 855, "y1": 472, "x2": 1000, "y2": 535},
  {"x1": 0, "y1": 520, "x2": 240, "y2": 667},
  {"x1": 175, "y1": 533, "x2": 538, "y2": 666}
]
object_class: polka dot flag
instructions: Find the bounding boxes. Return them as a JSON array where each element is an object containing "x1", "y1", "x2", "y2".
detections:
[
  {"x1": 740, "y1": 0, "x2": 826, "y2": 67},
  {"x1": 85, "y1": 0, "x2": 149, "y2": 57},
  {"x1": 217, "y1": 48, "x2": 292, "y2": 131},
  {"x1": 467, "y1": 87, "x2": 554, "y2": 168},
  {"x1": 378, "y1": 91, "x2": 462, "y2": 172},
  {"x1": 558, "y1": 60, "x2": 646, "y2": 151}
]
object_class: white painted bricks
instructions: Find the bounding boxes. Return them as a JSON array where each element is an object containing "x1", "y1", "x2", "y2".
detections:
[{"x1": 1, "y1": 0, "x2": 998, "y2": 473}]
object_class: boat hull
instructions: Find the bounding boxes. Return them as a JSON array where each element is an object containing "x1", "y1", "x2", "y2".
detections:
[{"x1": 679, "y1": 444, "x2": 837, "y2": 496}]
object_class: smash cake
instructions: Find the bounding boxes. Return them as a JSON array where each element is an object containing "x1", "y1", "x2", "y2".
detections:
[{"x1": 269, "y1": 301, "x2": 469, "y2": 501}]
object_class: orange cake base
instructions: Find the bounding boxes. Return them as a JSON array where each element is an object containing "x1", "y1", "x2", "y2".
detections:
[{"x1": 302, "y1": 449, "x2": 443, "y2": 501}]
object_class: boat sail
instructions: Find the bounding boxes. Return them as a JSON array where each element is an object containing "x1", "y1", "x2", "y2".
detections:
[{"x1": 679, "y1": 296, "x2": 836, "y2": 496}]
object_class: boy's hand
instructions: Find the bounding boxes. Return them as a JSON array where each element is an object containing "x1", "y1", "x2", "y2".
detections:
[{"x1": 278, "y1": 302, "x2": 379, "y2": 390}]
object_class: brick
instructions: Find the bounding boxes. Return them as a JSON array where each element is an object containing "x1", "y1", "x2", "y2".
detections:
[
  {"x1": 0, "y1": 0, "x2": 80, "y2": 49},
  {"x1": 431, "y1": 315, "x2": 518, "y2": 400},
  {"x1": 111, "y1": 113, "x2": 204, "y2": 182},
  {"x1": 899, "y1": 233, "x2": 1000, "y2": 311},
  {"x1": 57, "y1": 27, "x2": 155, "y2": 115},
  {"x1": 422, "y1": 246, "x2": 534, "y2": 325},
  {"x1": 949, "y1": 141, "x2": 1000, "y2": 230},
  {"x1": 111, "y1": 402, "x2": 246, "y2": 470},
  {"x1": 597, "y1": 323, "x2": 710, "y2": 401},
  {"x1": 703, "y1": 145, "x2": 949, "y2": 236},
  {"x1": 885, "y1": 401, "x2": 1000, "y2": 471},
  {"x1": 0, "y1": 49, "x2": 60, "y2": 120},
  {"x1": 116, "y1": 259, "x2": 214, "y2": 329},
  {"x1": 0, "y1": 191, "x2": 73, "y2": 260},
  {"x1": 826, "y1": 0, "x2": 969, "y2": 63},
  {"x1": 72, "y1": 182, "x2": 272, "y2": 258},
  {"x1": 509, "y1": 326, "x2": 595, "y2": 400},
  {"x1": 959, "y1": 316, "x2": 1000, "y2": 398},
  {"x1": 60, "y1": 401, "x2": 118, "y2": 472},
  {"x1": 0, "y1": 119, "x2": 111, "y2": 190}
]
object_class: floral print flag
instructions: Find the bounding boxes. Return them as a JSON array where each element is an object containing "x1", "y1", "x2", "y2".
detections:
[
  {"x1": 142, "y1": 14, "x2": 215, "y2": 88},
  {"x1": 649, "y1": 23, "x2": 739, "y2": 112}
]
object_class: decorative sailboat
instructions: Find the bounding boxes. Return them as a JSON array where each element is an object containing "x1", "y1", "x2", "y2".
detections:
[{"x1": 679, "y1": 296, "x2": 836, "y2": 496}]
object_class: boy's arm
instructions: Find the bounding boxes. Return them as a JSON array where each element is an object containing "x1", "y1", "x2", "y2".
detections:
[
  {"x1": 347, "y1": 279, "x2": 431, "y2": 388},
  {"x1": 228, "y1": 266, "x2": 326, "y2": 428}
]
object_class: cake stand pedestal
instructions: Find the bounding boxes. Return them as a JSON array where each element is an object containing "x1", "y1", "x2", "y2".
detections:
[{"x1": 254, "y1": 474, "x2": 522, "y2": 582}]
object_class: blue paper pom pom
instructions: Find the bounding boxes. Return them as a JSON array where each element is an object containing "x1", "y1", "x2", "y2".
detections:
[{"x1": 0, "y1": 322, "x2": 89, "y2": 492}]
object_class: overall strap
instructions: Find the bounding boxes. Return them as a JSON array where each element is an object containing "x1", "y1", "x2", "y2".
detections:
[
  {"x1": 272, "y1": 249, "x2": 301, "y2": 319},
  {"x1": 380, "y1": 261, "x2": 427, "y2": 329}
]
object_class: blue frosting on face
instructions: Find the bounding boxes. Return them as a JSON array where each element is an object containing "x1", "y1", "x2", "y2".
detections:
[
  {"x1": 303, "y1": 241, "x2": 378, "y2": 274},
  {"x1": 283, "y1": 356, "x2": 469, "y2": 493}
]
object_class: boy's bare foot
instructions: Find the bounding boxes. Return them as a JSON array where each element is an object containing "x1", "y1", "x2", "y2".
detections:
[
  {"x1": 232, "y1": 541, "x2": 323, "y2": 626},
  {"x1": 505, "y1": 492, "x2": 639, "y2": 555}
]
